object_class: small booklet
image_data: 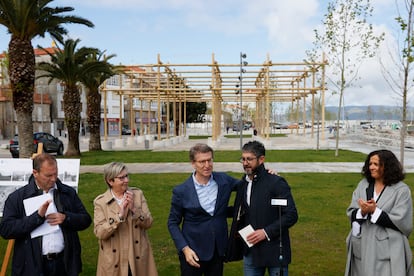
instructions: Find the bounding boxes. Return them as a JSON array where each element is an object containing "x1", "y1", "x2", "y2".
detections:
[{"x1": 238, "y1": 224, "x2": 255, "y2": 247}]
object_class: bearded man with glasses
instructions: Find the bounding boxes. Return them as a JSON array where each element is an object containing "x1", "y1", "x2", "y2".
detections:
[{"x1": 227, "y1": 140, "x2": 298, "y2": 276}]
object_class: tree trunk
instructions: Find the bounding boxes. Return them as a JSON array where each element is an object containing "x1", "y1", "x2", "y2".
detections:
[
  {"x1": 63, "y1": 85, "x2": 81, "y2": 156},
  {"x1": 8, "y1": 37, "x2": 35, "y2": 158},
  {"x1": 87, "y1": 87, "x2": 102, "y2": 151},
  {"x1": 334, "y1": 91, "x2": 343, "y2": 158}
]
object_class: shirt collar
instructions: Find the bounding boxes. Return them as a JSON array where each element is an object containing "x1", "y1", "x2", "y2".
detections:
[
  {"x1": 37, "y1": 184, "x2": 58, "y2": 194},
  {"x1": 192, "y1": 172, "x2": 213, "y2": 187}
]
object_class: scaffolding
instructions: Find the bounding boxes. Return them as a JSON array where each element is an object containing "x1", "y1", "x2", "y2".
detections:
[{"x1": 101, "y1": 53, "x2": 328, "y2": 142}]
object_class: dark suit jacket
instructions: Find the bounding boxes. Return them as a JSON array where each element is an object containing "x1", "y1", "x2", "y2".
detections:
[
  {"x1": 0, "y1": 175, "x2": 92, "y2": 276},
  {"x1": 167, "y1": 172, "x2": 240, "y2": 261},
  {"x1": 226, "y1": 164, "x2": 298, "y2": 267}
]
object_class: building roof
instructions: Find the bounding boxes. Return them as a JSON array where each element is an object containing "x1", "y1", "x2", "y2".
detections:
[
  {"x1": 34, "y1": 47, "x2": 59, "y2": 56},
  {"x1": 0, "y1": 47, "x2": 58, "y2": 59}
]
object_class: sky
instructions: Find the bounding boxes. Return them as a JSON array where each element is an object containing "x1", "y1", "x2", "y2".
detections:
[{"x1": 0, "y1": 0, "x2": 409, "y2": 107}]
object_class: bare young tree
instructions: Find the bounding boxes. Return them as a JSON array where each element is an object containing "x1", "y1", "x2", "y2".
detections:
[
  {"x1": 380, "y1": 0, "x2": 414, "y2": 166},
  {"x1": 307, "y1": 0, "x2": 384, "y2": 157}
]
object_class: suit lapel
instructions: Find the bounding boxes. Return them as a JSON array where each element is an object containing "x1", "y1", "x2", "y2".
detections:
[
  {"x1": 187, "y1": 177, "x2": 204, "y2": 209},
  {"x1": 213, "y1": 175, "x2": 225, "y2": 215}
]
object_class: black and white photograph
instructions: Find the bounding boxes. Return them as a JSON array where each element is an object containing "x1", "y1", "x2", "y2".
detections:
[{"x1": 0, "y1": 158, "x2": 80, "y2": 216}]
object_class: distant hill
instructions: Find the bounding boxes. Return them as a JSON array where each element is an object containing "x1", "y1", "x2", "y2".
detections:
[{"x1": 325, "y1": 105, "x2": 408, "y2": 121}]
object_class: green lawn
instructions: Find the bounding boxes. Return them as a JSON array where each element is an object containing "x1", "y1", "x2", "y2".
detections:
[
  {"x1": 1, "y1": 149, "x2": 412, "y2": 275},
  {"x1": 77, "y1": 149, "x2": 366, "y2": 165}
]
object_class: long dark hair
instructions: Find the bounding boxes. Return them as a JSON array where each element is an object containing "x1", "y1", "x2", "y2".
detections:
[{"x1": 361, "y1": 150, "x2": 405, "y2": 186}]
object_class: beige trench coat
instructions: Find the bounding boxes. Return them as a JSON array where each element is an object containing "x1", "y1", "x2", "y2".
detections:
[{"x1": 94, "y1": 188, "x2": 158, "y2": 276}]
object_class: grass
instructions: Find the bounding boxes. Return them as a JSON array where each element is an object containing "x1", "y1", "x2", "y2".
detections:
[
  {"x1": 1, "y1": 149, "x2": 411, "y2": 275},
  {"x1": 2, "y1": 172, "x2": 414, "y2": 275},
  {"x1": 76, "y1": 149, "x2": 366, "y2": 165}
]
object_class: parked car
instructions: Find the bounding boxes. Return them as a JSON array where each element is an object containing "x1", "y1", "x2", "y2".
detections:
[
  {"x1": 361, "y1": 124, "x2": 374, "y2": 129},
  {"x1": 9, "y1": 132, "x2": 64, "y2": 158},
  {"x1": 121, "y1": 127, "x2": 132, "y2": 135},
  {"x1": 232, "y1": 123, "x2": 251, "y2": 131},
  {"x1": 273, "y1": 123, "x2": 288, "y2": 129}
]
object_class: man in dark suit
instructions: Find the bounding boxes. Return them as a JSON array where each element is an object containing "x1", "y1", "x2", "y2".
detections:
[
  {"x1": 167, "y1": 143, "x2": 240, "y2": 276},
  {"x1": 227, "y1": 140, "x2": 298, "y2": 276},
  {"x1": 0, "y1": 153, "x2": 91, "y2": 276}
]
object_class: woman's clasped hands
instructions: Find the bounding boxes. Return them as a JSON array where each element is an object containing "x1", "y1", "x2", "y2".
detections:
[
  {"x1": 358, "y1": 198, "x2": 376, "y2": 216},
  {"x1": 119, "y1": 190, "x2": 136, "y2": 220}
]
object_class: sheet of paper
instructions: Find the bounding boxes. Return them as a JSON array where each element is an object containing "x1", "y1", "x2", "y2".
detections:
[
  {"x1": 238, "y1": 224, "x2": 255, "y2": 248},
  {"x1": 23, "y1": 194, "x2": 59, "y2": 238}
]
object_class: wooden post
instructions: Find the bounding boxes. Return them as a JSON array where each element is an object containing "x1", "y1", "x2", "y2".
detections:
[
  {"x1": 1, "y1": 143, "x2": 44, "y2": 275},
  {"x1": 0, "y1": 240, "x2": 14, "y2": 276},
  {"x1": 31, "y1": 142, "x2": 43, "y2": 159},
  {"x1": 0, "y1": 239, "x2": 14, "y2": 276}
]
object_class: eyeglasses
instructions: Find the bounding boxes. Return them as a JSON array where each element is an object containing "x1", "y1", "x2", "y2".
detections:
[
  {"x1": 239, "y1": 157, "x2": 258, "y2": 163},
  {"x1": 114, "y1": 174, "x2": 129, "y2": 180},
  {"x1": 195, "y1": 159, "x2": 213, "y2": 166}
]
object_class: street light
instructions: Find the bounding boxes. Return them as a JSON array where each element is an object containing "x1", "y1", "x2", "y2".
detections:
[
  {"x1": 38, "y1": 81, "x2": 45, "y2": 132},
  {"x1": 40, "y1": 86, "x2": 44, "y2": 132},
  {"x1": 239, "y1": 52, "x2": 247, "y2": 150}
]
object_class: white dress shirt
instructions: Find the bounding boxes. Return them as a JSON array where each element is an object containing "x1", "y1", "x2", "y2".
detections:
[{"x1": 41, "y1": 186, "x2": 65, "y2": 255}]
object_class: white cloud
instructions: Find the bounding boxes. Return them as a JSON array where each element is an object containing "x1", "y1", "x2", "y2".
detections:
[
  {"x1": 261, "y1": 1, "x2": 320, "y2": 44},
  {"x1": 0, "y1": 0, "x2": 411, "y2": 107}
]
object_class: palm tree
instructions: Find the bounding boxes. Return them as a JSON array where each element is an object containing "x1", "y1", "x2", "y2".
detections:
[
  {"x1": 80, "y1": 51, "x2": 118, "y2": 151},
  {"x1": 37, "y1": 38, "x2": 104, "y2": 156},
  {"x1": 0, "y1": 0, "x2": 93, "y2": 158},
  {"x1": 0, "y1": 51, "x2": 9, "y2": 85}
]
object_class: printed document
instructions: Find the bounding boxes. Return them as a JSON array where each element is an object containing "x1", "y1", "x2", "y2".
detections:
[{"x1": 23, "y1": 193, "x2": 59, "y2": 238}]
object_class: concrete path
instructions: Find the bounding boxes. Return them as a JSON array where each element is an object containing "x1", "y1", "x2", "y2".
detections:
[
  {"x1": 78, "y1": 134, "x2": 414, "y2": 173},
  {"x1": 2, "y1": 133, "x2": 414, "y2": 173}
]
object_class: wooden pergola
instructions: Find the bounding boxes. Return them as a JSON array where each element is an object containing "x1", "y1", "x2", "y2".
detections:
[{"x1": 101, "y1": 53, "x2": 327, "y2": 142}]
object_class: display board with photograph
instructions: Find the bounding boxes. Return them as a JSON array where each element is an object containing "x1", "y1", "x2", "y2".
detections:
[{"x1": 0, "y1": 158, "x2": 80, "y2": 217}]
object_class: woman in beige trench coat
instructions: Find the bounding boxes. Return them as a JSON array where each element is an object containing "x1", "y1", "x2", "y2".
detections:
[{"x1": 94, "y1": 162, "x2": 158, "y2": 276}]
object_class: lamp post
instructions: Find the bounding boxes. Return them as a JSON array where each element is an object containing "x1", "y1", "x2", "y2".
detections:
[
  {"x1": 238, "y1": 52, "x2": 247, "y2": 150},
  {"x1": 38, "y1": 81, "x2": 44, "y2": 132},
  {"x1": 40, "y1": 86, "x2": 44, "y2": 132}
]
